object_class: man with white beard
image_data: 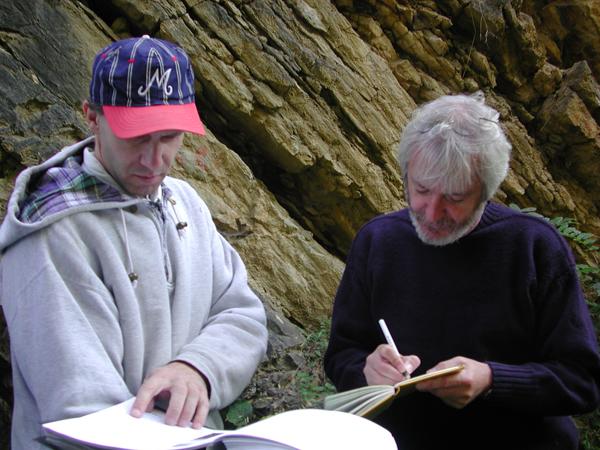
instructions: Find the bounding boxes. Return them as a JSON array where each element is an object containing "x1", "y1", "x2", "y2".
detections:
[{"x1": 324, "y1": 92, "x2": 600, "y2": 450}]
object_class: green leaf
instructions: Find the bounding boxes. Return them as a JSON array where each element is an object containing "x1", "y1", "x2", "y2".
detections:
[{"x1": 225, "y1": 400, "x2": 253, "y2": 427}]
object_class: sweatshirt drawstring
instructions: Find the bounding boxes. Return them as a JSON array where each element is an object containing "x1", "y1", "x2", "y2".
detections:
[
  {"x1": 120, "y1": 209, "x2": 139, "y2": 287},
  {"x1": 167, "y1": 196, "x2": 188, "y2": 237},
  {"x1": 119, "y1": 189, "x2": 185, "y2": 287}
]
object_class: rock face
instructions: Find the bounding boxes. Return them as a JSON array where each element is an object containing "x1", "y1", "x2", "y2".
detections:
[{"x1": 1, "y1": 0, "x2": 600, "y2": 445}]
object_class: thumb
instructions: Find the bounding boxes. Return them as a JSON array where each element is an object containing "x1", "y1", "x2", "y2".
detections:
[{"x1": 403, "y1": 355, "x2": 421, "y2": 374}]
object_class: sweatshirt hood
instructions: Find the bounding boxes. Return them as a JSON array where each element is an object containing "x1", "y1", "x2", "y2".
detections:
[{"x1": 0, "y1": 137, "x2": 139, "y2": 253}]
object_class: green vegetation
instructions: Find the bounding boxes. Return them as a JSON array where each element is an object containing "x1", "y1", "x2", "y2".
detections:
[
  {"x1": 510, "y1": 204, "x2": 600, "y2": 449},
  {"x1": 222, "y1": 319, "x2": 336, "y2": 429},
  {"x1": 294, "y1": 319, "x2": 336, "y2": 407},
  {"x1": 224, "y1": 399, "x2": 254, "y2": 428}
]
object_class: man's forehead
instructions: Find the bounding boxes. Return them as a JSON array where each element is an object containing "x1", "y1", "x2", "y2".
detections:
[
  {"x1": 409, "y1": 171, "x2": 481, "y2": 195},
  {"x1": 407, "y1": 151, "x2": 481, "y2": 193}
]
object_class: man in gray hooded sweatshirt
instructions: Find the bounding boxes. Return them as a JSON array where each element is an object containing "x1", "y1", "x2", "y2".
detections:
[{"x1": 0, "y1": 35, "x2": 268, "y2": 450}]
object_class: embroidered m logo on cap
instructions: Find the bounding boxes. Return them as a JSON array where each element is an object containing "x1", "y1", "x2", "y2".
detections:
[
  {"x1": 89, "y1": 35, "x2": 205, "y2": 138},
  {"x1": 138, "y1": 68, "x2": 174, "y2": 97}
]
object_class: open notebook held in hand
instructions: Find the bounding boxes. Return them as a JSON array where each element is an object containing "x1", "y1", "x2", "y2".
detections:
[
  {"x1": 42, "y1": 398, "x2": 397, "y2": 450},
  {"x1": 323, "y1": 364, "x2": 464, "y2": 419}
]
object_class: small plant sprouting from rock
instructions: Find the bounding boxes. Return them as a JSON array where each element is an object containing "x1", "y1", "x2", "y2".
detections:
[
  {"x1": 224, "y1": 399, "x2": 254, "y2": 428},
  {"x1": 294, "y1": 319, "x2": 336, "y2": 408}
]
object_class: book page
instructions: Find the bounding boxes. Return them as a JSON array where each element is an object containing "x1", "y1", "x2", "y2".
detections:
[
  {"x1": 222, "y1": 409, "x2": 397, "y2": 449},
  {"x1": 323, "y1": 385, "x2": 394, "y2": 414},
  {"x1": 43, "y1": 399, "x2": 223, "y2": 450},
  {"x1": 43, "y1": 400, "x2": 398, "y2": 450},
  {"x1": 225, "y1": 440, "x2": 292, "y2": 450},
  {"x1": 323, "y1": 364, "x2": 464, "y2": 418},
  {"x1": 394, "y1": 364, "x2": 464, "y2": 394}
]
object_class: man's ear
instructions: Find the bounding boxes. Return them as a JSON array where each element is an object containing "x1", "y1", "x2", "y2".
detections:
[{"x1": 82, "y1": 100, "x2": 100, "y2": 134}]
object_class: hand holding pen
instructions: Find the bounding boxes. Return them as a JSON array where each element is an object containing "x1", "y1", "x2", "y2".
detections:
[
  {"x1": 362, "y1": 319, "x2": 421, "y2": 386},
  {"x1": 378, "y1": 319, "x2": 411, "y2": 379}
]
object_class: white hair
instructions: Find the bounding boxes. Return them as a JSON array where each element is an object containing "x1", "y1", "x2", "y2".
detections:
[{"x1": 396, "y1": 91, "x2": 511, "y2": 201}]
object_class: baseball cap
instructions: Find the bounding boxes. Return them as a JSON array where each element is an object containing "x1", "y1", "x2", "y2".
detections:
[{"x1": 89, "y1": 35, "x2": 205, "y2": 138}]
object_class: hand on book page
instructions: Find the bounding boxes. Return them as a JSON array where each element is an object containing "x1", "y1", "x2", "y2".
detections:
[
  {"x1": 323, "y1": 364, "x2": 464, "y2": 419},
  {"x1": 43, "y1": 399, "x2": 218, "y2": 450},
  {"x1": 43, "y1": 398, "x2": 398, "y2": 449}
]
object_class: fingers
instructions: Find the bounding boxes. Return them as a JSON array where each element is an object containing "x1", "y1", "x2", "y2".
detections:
[
  {"x1": 191, "y1": 394, "x2": 210, "y2": 429},
  {"x1": 381, "y1": 346, "x2": 420, "y2": 379},
  {"x1": 130, "y1": 362, "x2": 210, "y2": 428},
  {"x1": 363, "y1": 344, "x2": 421, "y2": 385},
  {"x1": 130, "y1": 382, "x2": 160, "y2": 418},
  {"x1": 165, "y1": 379, "x2": 207, "y2": 428},
  {"x1": 403, "y1": 354, "x2": 421, "y2": 377},
  {"x1": 416, "y1": 356, "x2": 492, "y2": 409},
  {"x1": 163, "y1": 384, "x2": 188, "y2": 426}
]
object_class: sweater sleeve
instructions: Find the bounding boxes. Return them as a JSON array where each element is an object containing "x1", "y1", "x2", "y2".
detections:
[
  {"x1": 1, "y1": 225, "x2": 133, "y2": 424},
  {"x1": 324, "y1": 228, "x2": 379, "y2": 391},
  {"x1": 168, "y1": 187, "x2": 268, "y2": 410},
  {"x1": 485, "y1": 233, "x2": 600, "y2": 415}
]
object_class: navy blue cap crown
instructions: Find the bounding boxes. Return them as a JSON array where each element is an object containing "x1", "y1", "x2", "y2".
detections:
[{"x1": 89, "y1": 35, "x2": 196, "y2": 107}]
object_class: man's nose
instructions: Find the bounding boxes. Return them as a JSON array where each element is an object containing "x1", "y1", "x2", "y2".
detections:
[
  {"x1": 425, "y1": 195, "x2": 445, "y2": 222},
  {"x1": 139, "y1": 143, "x2": 163, "y2": 170}
]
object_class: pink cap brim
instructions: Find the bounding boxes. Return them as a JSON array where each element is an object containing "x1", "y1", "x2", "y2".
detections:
[{"x1": 103, "y1": 104, "x2": 205, "y2": 139}]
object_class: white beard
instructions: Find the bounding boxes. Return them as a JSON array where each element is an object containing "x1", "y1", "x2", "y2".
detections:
[{"x1": 409, "y1": 202, "x2": 486, "y2": 246}]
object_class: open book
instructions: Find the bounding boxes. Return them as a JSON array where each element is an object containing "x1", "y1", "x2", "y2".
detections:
[
  {"x1": 42, "y1": 398, "x2": 397, "y2": 450},
  {"x1": 323, "y1": 364, "x2": 464, "y2": 419}
]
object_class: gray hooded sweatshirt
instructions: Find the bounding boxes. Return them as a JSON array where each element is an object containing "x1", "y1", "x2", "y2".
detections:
[{"x1": 0, "y1": 137, "x2": 268, "y2": 450}]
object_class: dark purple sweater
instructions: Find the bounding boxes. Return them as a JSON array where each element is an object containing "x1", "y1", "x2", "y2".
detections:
[{"x1": 324, "y1": 202, "x2": 600, "y2": 449}]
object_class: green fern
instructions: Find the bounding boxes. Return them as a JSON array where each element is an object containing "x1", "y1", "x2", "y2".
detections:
[
  {"x1": 548, "y1": 217, "x2": 599, "y2": 251},
  {"x1": 509, "y1": 204, "x2": 600, "y2": 273}
]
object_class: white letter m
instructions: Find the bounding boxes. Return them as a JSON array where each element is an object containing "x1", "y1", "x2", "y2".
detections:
[{"x1": 138, "y1": 68, "x2": 173, "y2": 97}]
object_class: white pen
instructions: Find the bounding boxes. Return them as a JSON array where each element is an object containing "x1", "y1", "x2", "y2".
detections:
[{"x1": 378, "y1": 318, "x2": 410, "y2": 379}]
